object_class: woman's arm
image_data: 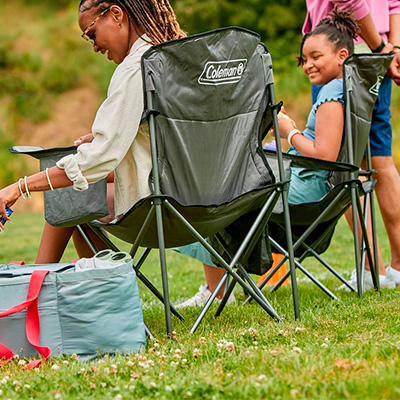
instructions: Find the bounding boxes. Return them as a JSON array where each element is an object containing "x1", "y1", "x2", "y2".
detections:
[
  {"x1": 278, "y1": 100, "x2": 344, "y2": 161},
  {"x1": 0, "y1": 167, "x2": 72, "y2": 229}
]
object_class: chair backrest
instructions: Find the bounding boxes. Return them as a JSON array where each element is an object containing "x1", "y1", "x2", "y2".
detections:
[
  {"x1": 329, "y1": 53, "x2": 393, "y2": 186},
  {"x1": 141, "y1": 27, "x2": 276, "y2": 206}
]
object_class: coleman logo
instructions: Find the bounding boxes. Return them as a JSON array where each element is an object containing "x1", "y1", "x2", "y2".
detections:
[
  {"x1": 369, "y1": 75, "x2": 384, "y2": 95},
  {"x1": 198, "y1": 59, "x2": 247, "y2": 85}
]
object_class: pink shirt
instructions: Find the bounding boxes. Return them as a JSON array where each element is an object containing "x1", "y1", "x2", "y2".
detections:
[{"x1": 303, "y1": 0, "x2": 400, "y2": 44}]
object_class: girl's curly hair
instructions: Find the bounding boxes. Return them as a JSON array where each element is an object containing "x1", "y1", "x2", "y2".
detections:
[{"x1": 297, "y1": 7, "x2": 359, "y2": 66}]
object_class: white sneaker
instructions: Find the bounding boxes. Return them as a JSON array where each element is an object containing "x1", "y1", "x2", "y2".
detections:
[
  {"x1": 175, "y1": 284, "x2": 236, "y2": 309},
  {"x1": 337, "y1": 269, "x2": 395, "y2": 292},
  {"x1": 386, "y1": 266, "x2": 400, "y2": 287}
]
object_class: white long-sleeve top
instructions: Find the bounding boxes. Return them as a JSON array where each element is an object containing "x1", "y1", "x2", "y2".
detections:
[{"x1": 57, "y1": 36, "x2": 152, "y2": 217}]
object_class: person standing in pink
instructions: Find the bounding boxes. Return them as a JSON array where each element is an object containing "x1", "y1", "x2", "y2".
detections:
[{"x1": 304, "y1": 0, "x2": 400, "y2": 289}]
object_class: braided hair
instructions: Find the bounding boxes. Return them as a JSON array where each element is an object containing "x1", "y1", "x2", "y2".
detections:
[
  {"x1": 79, "y1": 0, "x2": 186, "y2": 44},
  {"x1": 297, "y1": 7, "x2": 359, "y2": 66}
]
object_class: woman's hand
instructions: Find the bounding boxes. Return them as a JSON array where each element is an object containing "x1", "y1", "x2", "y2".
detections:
[
  {"x1": 387, "y1": 51, "x2": 400, "y2": 86},
  {"x1": 0, "y1": 183, "x2": 20, "y2": 231},
  {"x1": 74, "y1": 133, "x2": 94, "y2": 146}
]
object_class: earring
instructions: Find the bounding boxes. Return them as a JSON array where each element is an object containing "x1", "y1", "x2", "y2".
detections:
[{"x1": 117, "y1": 22, "x2": 122, "y2": 28}]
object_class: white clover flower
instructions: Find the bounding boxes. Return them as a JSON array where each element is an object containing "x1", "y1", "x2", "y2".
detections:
[
  {"x1": 321, "y1": 343, "x2": 328, "y2": 348},
  {"x1": 248, "y1": 328, "x2": 258, "y2": 338},
  {"x1": 225, "y1": 342, "x2": 235, "y2": 351},
  {"x1": 114, "y1": 394, "x2": 123, "y2": 400},
  {"x1": 126, "y1": 361, "x2": 134, "y2": 367},
  {"x1": 62, "y1": 360, "x2": 69, "y2": 366},
  {"x1": 159, "y1": 373, "x2": 165, "y2": 379},
  {"x1": 149, "y1": 382, "x2": 156, "y2": 388},
  {"x1": 292, "y1": 347, "x2": 302, "y2": 353},
  {"x1": 18, "y1": 360, "x2": 26, "y2": 366},
  {"x1": 193, "y1": 348, "x2": 201, "y2": 358},
  {"x1": 51, "y1": 365, "x2": 60, "y2": 371},
  {"x1": 199, "y1": 337, "x2": 207, "y2": 345},
  {"x1": 100, "y1": 382, "x2": 107, "y2": 388},
  {"x1": 182, "y1": 359, "x2": 188, "y2": 364}
]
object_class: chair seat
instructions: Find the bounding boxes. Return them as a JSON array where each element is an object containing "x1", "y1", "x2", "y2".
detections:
[{"x1": 91, "y1": 182, "x2": 283, "y2": 248}]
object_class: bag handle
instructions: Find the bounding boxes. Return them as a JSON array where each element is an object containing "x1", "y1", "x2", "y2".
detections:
[{"x1": 0, "y1": 269, "x2": 51, "y2": 369}]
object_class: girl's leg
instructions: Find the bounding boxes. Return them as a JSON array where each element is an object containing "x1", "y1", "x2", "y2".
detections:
[{"x1": 203, "y1": 263, "x2": 226, "y2": 299}]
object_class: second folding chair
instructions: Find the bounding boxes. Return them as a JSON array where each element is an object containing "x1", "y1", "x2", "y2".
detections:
[{"x1": 257, "y1": 53, "x2": 393, "y2": 299}]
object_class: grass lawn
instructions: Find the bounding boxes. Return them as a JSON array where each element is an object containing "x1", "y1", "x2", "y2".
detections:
[{"x1": 0, "y1": 212, "x2": 400, "y2": 399}]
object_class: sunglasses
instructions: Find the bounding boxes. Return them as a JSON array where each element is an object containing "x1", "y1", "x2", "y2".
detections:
[{"x1": 81, "y1": 7, "x2": 111, "y2": 44}]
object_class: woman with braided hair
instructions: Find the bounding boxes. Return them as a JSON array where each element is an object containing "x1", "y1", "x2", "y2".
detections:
[{"x1": 0, "y1": 0, "x2": 185, "y2": 262}]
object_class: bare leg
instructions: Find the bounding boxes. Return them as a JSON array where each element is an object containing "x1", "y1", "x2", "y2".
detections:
[
  {"x1": 372, "y1": 156, "x2": 400, "y2": 271},
  {"x1": 203, "y1": 263, "x2": 226, "y2": 299},
  {"x1": 72, "y1": 226, "x2": 109, "y2": 258},
  {"x1": 36, "y1": 178, "x2": 115, "y2": 263},
  {"x1": 72, "y1": 181, "x2": 115, "y2": 257},
  {"x1": 35, "y1": 223, "x2": 75, "y2": 264}
]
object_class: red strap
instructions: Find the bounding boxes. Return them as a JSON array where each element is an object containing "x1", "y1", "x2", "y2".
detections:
[
  {"x1": 9, "y1": 261, "x2": 26, "y2": 265},
  {"x1": 0, "y1": 270, "x2": 51, "y2": 369}
]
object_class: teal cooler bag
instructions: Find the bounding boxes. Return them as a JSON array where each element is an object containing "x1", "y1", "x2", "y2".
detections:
[{"x1": 0, "y1": 262, "x2": 146, "y2": 362}]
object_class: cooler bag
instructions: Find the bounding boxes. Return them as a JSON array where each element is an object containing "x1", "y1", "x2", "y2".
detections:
[{"x1": 0, "y1": 261, "x2": 146, "y2": 366}]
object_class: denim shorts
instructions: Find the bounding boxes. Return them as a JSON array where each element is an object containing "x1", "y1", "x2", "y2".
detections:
[{"x1": 312, "y1": 76, "x2": 393, "y2": 157}]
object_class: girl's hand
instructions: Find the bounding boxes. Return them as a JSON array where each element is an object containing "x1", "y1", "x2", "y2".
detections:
[
  {"x1": 0, "y1": 184, "x2": 20, "y2": 231},
  {"x1": 277, "y1": 115, "x2": 297, "y2": 140},
  {"x1": 74, "y1": 133, "x2": 94, "y2": 146}
]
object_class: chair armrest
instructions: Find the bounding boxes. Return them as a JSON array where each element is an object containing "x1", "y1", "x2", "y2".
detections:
[
  {"x1": 264, "y1": 149, "x2": 358, "y2": 172},
  {"x1": 9, "y1": 146, "x2": 78, "y2": 160}
]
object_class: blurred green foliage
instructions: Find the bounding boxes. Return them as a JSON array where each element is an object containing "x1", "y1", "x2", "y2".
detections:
[
  {"x1": 173, "y1": 0, "x2": 309, "y2": 93},
  {"x1": 3, "y1": 0, "x2": 398, "y2": 188}
]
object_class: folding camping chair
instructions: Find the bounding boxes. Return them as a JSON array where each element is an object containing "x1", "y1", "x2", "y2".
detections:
[
  {"x1": 254, "y1": 53, "x2": 393, "y2": 300},
  {"x1": 12, "y1": 27, "x2": 299, "y2": 336}
]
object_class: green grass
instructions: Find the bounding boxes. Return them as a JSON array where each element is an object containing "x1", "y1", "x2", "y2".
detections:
[{"x1": 1, "y1": 212, "x2": 399, "y2": 399}]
